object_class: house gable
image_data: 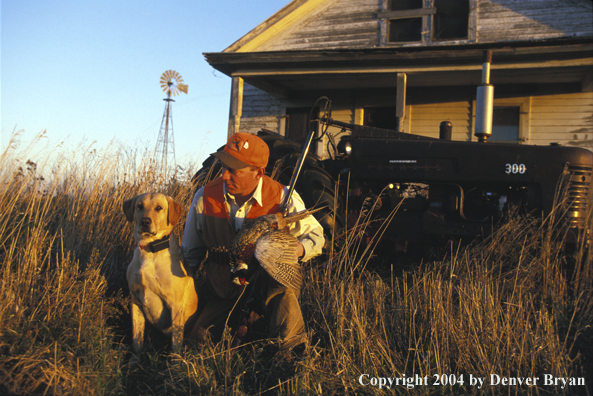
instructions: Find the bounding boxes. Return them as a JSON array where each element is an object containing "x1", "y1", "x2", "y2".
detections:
[
  {"x1": 264, "y1": 0, "x2": 383, "y2": 51},
  {"x1": 224, "y1": 0, "x2": 339, "y2": 53},
  {"x1": 224, "y1": 0, "x2": 593, "y2": 54}
]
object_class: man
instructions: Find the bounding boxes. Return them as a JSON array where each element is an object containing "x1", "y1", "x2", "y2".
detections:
[{"x1": 182, "y1": 132, "x2": 324, "y2": 351}]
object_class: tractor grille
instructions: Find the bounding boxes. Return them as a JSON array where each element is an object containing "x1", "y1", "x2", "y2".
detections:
[{"x1": 566, "y1": 165, "x2": 592, "y2": 229}]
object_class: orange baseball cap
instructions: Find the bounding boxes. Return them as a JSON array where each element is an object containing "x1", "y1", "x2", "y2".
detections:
[{"x1": 211, "y1": 132, "x2": 269, "y2": 169}]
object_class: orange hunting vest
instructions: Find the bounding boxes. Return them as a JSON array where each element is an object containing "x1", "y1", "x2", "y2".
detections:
[{"x1": 201, "y1": 175, "x2": 284, "y2": 299}]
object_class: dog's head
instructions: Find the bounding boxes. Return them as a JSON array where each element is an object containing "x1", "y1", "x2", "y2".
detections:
[{"x1": 123, "y1": 193, "x2": 183, "y2": 242}]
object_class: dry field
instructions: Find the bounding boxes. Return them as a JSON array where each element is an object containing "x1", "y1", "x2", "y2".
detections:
[{"x1": 0, "y1": 132, "x2": 591, "y2": 395}]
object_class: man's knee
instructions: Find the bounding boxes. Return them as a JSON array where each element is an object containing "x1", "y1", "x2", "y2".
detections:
[
  {"x1": 189, "y1": 324, "x2": 212, "y2": 343},
  {"x1": 266, "y1": 280, "x2": 300, "y2": 304}
]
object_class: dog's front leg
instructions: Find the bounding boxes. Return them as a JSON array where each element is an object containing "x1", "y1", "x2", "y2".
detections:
[
  {"x1": 171, "y1": 305, "x2": 185, "y2": 353},
  {"x1": 131, "y1": 301, "x2": 146, "y2": 355}
]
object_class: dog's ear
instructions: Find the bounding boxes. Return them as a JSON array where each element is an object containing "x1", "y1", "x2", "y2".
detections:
[
  {"x1": 123, "y1": 196, "x2": 137, "y2": 222},
  {"x1": 167, "y1": 197, "x2": 183, "y2": 226}
]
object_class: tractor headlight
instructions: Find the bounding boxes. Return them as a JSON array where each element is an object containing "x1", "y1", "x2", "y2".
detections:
[
  {"x1": 337, "y1": 139, "x2": 353, "y2": 156},
  {"x1": 344, "y1": 141, "x2": 352, "y2": 155}
]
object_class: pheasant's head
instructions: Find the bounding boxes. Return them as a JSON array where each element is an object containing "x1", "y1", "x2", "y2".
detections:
[
  {"x1": 231, "y1": 259, "x2": 249, "y2": 273},
  {"x1": 230, "y1": 259, "x2": 249, "y2": 286}
]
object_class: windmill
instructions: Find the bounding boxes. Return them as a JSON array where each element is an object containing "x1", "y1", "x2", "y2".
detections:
[{"x1": 155, "y1": 70, "x2": 188, "y2": 173}]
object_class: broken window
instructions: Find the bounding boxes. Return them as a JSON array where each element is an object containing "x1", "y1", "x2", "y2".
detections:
[
  {"x1": 388, "y1": 18, "x2": 422, "y2": 42},
  {"x1": 433, "y1": 0, "x2": 469, "y2": 41}
]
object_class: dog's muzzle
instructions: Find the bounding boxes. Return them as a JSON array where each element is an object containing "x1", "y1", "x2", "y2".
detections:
[{"x1": 139, "y1": 217, "x2": 155, "y2": 234}]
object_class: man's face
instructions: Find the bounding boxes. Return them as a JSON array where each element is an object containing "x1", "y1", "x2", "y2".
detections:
[{"x1": 221, "y1": 165, "x2": 262, "y2": 197}]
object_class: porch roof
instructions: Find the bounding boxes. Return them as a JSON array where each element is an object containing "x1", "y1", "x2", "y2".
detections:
[{"x1": 204, "y1": 39, "x2": 593, "y2": 99}]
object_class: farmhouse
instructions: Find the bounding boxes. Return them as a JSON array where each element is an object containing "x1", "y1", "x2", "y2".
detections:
[{"x1": 204, "y1": 0, "x2": 593, "y2": 158}]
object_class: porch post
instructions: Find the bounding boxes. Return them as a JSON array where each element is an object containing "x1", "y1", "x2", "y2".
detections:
[
  {"x1": 396, "y1": 72, "x2": 407, "y2": 132},
  {"x1": 228, "y1": 77, "x2": 244, "y2": 138}
]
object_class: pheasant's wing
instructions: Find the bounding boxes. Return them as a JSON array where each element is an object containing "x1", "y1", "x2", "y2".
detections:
[{"x1": 254, "y1": 231, "x2": 302, "y2": 291}]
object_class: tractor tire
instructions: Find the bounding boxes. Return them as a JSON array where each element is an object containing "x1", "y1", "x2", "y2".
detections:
[
  {"x1": 258, "y1": 132, "x2": 344, "y2": 249},
  {"x1": 192, "y1": 153, "x2": 222, "y2": 193}
]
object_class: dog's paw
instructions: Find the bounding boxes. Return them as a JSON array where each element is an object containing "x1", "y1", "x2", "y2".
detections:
[{"x1": 126, "y1": 354, "x2": 141, "y2": 370}]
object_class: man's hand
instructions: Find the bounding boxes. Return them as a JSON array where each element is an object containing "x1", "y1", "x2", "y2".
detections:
[{"x1": 297, "y1": 243, "x2": 305, "y2": 260}]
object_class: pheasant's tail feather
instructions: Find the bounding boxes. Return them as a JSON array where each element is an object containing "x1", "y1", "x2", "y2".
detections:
[
  {"x1": 283, "y1": 206, "x2": 327, "y2": 224},
  {"x1": 274, "y1": 263, "x2": 302, "y2": 291}
]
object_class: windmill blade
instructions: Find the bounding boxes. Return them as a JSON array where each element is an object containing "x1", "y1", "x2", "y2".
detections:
[
  {"x1": 160, "y1": 71, "x2": 174, "y2": 89},
  {"x1": 160, "y1": 73, "x2": 171, "y2": 93},
  {"x1": 159, "y1": 70, "x2": 186, "y2": 96}
]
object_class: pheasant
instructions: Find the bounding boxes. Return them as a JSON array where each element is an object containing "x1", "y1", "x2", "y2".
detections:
[{"x1": 229, "y1": 208, "x2": 321, "y2": 291}]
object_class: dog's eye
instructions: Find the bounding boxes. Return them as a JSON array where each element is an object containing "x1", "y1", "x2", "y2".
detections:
[
  {"x1": 137, "y1": 203, "x2": 144, "y2": 210},
  {"x1": 156, "y1": 206, "x2": 163, "y2": 211}
]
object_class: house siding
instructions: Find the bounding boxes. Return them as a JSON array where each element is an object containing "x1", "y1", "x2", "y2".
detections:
[
  {"x1": 404, "y1": 93, "x2": 593, "y2": 150},
  {"x1": 239, "y1": 84, "x2": 282, "y2": 133},
  {"x1": 410, "y1": 102, "x2": 473, "y2": 141},
  {"x1": 477, "y1": 0, "x2": 593, "y2": 42},
  {"x1": 265, "y1": 0, "x2": 380, "y2": 51},
  {"x1": 530, "y1": 92, "x2": 593, "y2": 149}
]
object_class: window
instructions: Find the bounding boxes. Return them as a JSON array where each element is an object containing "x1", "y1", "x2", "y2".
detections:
[
  {"x1": 472, "y1": 97, "x2": 531, "y2": 143},
  {"x1": 433, "y1": 0, "x2": 469, "y2": 41},
  {"x1": 381, "y1": 0, "x2": 473, "y2": 44},
  {"x1": 364, "y1": 107, "x2": 398, "y2": 129},
  {"x1": 285, "y1": 107, "x2": 318, "y2": 145},
  {"x1": 389, "y1": 18, "x2": 422, "y2": 42},
  {"x1": 490, "y1": 107, "x2": 520, "y2": 143}
]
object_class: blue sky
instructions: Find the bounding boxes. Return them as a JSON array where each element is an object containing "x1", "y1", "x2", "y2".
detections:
[{"x1": 1, "y1": 0, "x2": 290, "y2": 167}]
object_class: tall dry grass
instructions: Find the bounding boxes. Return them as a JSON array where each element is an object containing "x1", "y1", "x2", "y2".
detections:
[{"x1": 0, "y1": 131, "x2": 591, "y2": 395}]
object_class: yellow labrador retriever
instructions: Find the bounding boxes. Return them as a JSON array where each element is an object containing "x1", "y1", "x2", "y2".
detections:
[{"x1": 123, "y1": 193, "x2": 198, "y2": 354}]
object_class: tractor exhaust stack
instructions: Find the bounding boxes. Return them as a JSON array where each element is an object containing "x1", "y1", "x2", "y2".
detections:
[{"x1": 475, "y1": 50, "x2": 494, "y2": 143}]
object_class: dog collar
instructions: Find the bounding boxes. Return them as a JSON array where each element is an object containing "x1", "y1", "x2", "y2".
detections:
[{"x1": 139, "y1": 235, "x2": 170, "y2": 253}]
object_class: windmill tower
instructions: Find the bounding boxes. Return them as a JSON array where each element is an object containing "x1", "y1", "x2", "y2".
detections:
[{"x1": 155, "y1": 70, "x2": 188, "y2": 173}]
